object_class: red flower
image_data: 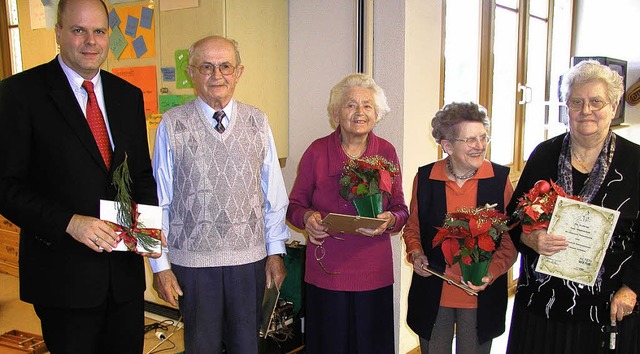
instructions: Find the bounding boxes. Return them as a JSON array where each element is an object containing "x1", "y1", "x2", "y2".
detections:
[
  {"x1": 513, "y1": 179, "x2": 580, "y2": 234},
  {"x1": 339, "y1": 155, "x2": 399, "y2": 201},
  {"x1": 432, "y1": 204, "x2": 509, "y2": 266}
]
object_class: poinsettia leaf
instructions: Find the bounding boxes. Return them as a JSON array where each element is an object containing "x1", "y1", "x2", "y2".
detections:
[
  {"x1": 461, "y1": 255, "x2": 472, "y2": 265},
  {"x1": 379, "y1": 170, "x2": 393, "y2": 195},
  {"x1": 441, "y1": 238, "x2": 459, "y2": 266},
  {"x1": 477, "y1": 233, "x2": 496, "y2": 252},
  {"x1": 469, "y1": 217, "x2": 491, "y2": 237},
  {"x1": 356, "y1": 183, "x2": 369, "y2": 195},
  {"x1": 432, "y1": 227, "x2": 449, "y2": 246},
  {"x1": 369, "y1": 179, "x2": 381, "y2": 195},
  {"x1": 464, "y1": 236, "x2": 475, "y2": 251}
]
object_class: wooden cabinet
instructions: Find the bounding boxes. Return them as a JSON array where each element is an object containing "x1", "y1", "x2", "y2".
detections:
[{"x1": 0, "y1": 215, "x2": 19, "y2": 277}]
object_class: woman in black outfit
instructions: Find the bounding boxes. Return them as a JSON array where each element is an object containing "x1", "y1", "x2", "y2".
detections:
[{"x1": 506, "y1": 60, "x2": 640, "y2": 353}]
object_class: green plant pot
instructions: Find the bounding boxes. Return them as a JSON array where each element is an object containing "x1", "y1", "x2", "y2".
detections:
[
  {"x1": 352, "y1": 193, "x2": 383, "y2": 218},
  {"x1": 460, "y1": 260, "x2": 490, "y2": 286}
]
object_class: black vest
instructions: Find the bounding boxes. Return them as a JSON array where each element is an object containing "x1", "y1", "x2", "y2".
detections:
[{"x1": 406, "y1": 162, "x2": 510, "y2": 344}]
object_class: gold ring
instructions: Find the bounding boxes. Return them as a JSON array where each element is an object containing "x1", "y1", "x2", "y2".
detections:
[{"x1": 94, "y1": 237, "x2": 99, "y2": 244}]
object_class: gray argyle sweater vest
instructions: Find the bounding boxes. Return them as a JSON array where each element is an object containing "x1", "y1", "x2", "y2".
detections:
[{"x1": 163, "y1": 100, "x2": 268, "y2": 267}]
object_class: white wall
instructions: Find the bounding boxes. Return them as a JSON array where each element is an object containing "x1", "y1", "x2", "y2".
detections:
[{"x1": 573, "y1": 0, "x2": 640, "y2": 129}]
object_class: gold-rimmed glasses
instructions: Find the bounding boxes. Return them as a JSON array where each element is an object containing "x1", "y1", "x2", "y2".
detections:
[
  {"x1": 565, "y1": 98, "x2": 610, "y2": 112},
  {"x1": 191, "y1": 62, "x2": 236, "y2": 76},
  {"x1": 314, "y1": 236, "x2": 342, "y2": 275},
  {"x1": 452, "y1": 135, "x2": 491, "y2": 148}
]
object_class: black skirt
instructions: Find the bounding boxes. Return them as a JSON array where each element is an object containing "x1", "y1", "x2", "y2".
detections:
[{"x1": 506, "y1": 301, "x2": 640, "y2": 354}]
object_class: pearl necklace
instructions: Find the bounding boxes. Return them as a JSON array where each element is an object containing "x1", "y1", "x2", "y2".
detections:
[{"x1": 446, "y1": 158, "x2": 478, "y2": 180}]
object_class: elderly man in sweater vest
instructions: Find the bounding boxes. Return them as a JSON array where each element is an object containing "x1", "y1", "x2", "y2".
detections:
[{"x1": 149, "y1": 35, "x2": 289, "y2": 354}]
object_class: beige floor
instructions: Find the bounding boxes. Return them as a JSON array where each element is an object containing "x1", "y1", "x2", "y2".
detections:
[
  {"x1": 1, "y1": 271, "x2": 512, "y2": 354},
  {"x1": 0, "y1": 272, "x2": 184, "y2": 354}
]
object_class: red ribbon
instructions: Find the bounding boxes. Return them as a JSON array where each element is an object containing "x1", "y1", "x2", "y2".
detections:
[{"x1": 104, "y1": 202, "x2": 161, "y2": 252}]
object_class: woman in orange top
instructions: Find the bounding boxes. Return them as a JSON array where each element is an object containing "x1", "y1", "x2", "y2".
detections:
[{"x1": 403, "y1": 102, "x2": 517, "y2": 354}]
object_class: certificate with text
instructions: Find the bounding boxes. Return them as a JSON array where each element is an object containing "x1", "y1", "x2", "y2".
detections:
[{"x1": 535, "y1": 197, "x2": 620, "y2": 286}]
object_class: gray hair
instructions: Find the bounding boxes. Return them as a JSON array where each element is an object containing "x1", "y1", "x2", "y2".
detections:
[
  {"x1": 560, "y1": 60, "x2": 624, "y2": 105},
  {"x1": 327, "y1": 73, "x2": 391, "y2": 123},
  {"x1": 431, "y1": 102, "x2": 490, "y2": 144},
  {"x1": 188, "y1": 35, "x2": 242, "y2": 66}
]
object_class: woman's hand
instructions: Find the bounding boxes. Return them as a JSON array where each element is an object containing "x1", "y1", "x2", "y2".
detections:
[
  {"x1": 303, "y1": 210, "x2": 330, "y2": 245},
  {"x1": 521, "y1": 229, "x2": 568, "y2": 256},
  {"x1": 465, "y1": 271, "x2": 494, "y2": 292},
  {"x1": 411, "y1": 251, "x2": 432, "y2": 277},
  {"x1": 356, "y1": 211, "x2": 396, "y2": 237},
  {"x1": 610, "y1": 284, "x2": 637, "y2": 322}
]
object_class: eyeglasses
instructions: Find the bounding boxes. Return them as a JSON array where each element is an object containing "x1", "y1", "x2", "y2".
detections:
[
  {"x1": 191, "y1": 62, "x2": 236, "y2": 76},
  {"x1": 314, "y1": 238, "x2": 341, "y2": 275},
  {"x1": 452, "y1": 135, "x2": 491, "y2": 147},
  {"x1": 565, "y1": 98, "x2": 609, "y2": 112}
]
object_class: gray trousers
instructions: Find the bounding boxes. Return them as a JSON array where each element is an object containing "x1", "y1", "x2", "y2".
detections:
[
  {"x1": 172, "y1": 258, "x2": 267, "y2": 354},
  {"x1": 419, "y1": 307, "x2": 492, "y2": 354}
]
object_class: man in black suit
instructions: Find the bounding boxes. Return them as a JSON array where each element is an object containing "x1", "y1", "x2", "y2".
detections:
[{"x1": 0, "y1": 0, "x2": 158, "y2": 353}]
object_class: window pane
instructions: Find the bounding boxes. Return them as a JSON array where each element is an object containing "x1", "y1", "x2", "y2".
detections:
[
  {"x1": 496, "y1": 0, "x2": 517, "y2": 10},
  {"x1": 490, "y1": 8, "x2": 518, "y2": 165},
  {"x1": 443, "y1": 0, "x2": 481, "y2": 104},
  {"x1": 522, "y1": 17, "x2": 548, "y2": 161},
  {"x1": 529, "y1": 1, "x2": 549, "y2": 19},
  {"x1": 547, "y1": 0, "x2": 573, "y2": 139}
]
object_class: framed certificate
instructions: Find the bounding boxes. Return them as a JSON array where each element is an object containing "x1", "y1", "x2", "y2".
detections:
[
  {"x1": 321, "y1": 213, "x2": 386, "y2": 236},
  {"x1": 535, "y1": 197, "x2": 620, "y2": 286}
]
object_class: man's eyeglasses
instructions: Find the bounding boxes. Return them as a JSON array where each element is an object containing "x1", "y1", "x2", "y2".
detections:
[
  {"x1": 452, "y1": 135, "x2": 491, "y2": 147},
  {"x1": 565, "y1": 98, "x2": 610, "y2": 112},
  {"x1": 191, "y1": 63, "x2": 236, "y2": 76}
]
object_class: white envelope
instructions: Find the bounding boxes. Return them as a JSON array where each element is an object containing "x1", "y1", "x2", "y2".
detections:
[{"x1": 99, "y1": 200, "x2": 162, "y2": 253}]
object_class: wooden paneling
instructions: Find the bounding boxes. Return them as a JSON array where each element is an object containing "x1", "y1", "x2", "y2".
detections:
[{"x1": 0, "y1": 216, "x2": 19, "y2": 277}]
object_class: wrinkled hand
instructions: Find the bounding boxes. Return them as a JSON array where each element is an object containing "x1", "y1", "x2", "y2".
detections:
[
  {"x1": 357, "y1": 211, "x2": 396, "y2": 237},
  {"x1": 610, "y1": 285, "x2": 637, "y2": 323},
  {"x1": 411, "y1": 251, "x2": 432, "y2": 278},
  {"x1": 304, "y1": 211, "x2": 330, "y2": 245},
  {"x1": 521, "y1": 229, "x2": 568, "y2": 256},
  {"x1": 266, "y1": 255, "x2": 287, "y2": 289},
  {"x1": 66, "y1": 214, "x2": 120, "y2": 252},
  {"x1": 137, "y1": 231, "x2": 167, "y2": 259},
  {"x1": 152, "y1": 269, "x2": 183, "y2": 308},
  {"x1": 465, "y1": 271, "x2": 494, "y2": 292}
]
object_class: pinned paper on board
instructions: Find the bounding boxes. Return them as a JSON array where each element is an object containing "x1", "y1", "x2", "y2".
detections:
[{"x1": 109, "y1": 5, "x2": 155, "y2": 59}]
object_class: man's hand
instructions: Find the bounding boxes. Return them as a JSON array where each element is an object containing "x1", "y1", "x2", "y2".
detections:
[
  {"x1": 152, "y1": 269, "x2": 183, "y2": 308},
  {"x1": 521, "y1": 229, "x2": 568, "y2": 256},
  {"x1": 66, "y1": 214, "x2": 120, "y2": 252},
  {"x1": 266, "y1": 255, "x2": 287, "y2": 289}
]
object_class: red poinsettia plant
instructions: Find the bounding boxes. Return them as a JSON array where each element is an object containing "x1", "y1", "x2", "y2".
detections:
[
  {"x1": 432, "y1": 204, "x2": 510, "y2": 266},
  {"x1": 339, "y1": 155, "x2": 399, "y2": 201},
  {"x1": 512, "y1": 179, "x2": 580, "y2": 234}
]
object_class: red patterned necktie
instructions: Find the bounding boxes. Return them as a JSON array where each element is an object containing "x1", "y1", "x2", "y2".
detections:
[
  {"x1": 82, "y1": 80, "x2": 112, "y2": 168},
  {"x1": 213, "y1": 110, "x2": 226, "y2": 133}
]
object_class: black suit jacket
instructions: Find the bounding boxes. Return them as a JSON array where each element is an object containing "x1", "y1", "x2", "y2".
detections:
[{"x1": 0, "y1": 58, "x2": 157, "y2": 308}]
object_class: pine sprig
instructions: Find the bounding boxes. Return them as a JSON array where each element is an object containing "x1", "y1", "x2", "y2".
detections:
[{"x1": 113, "y1": 153, "x2": 133, "y2": 228}]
